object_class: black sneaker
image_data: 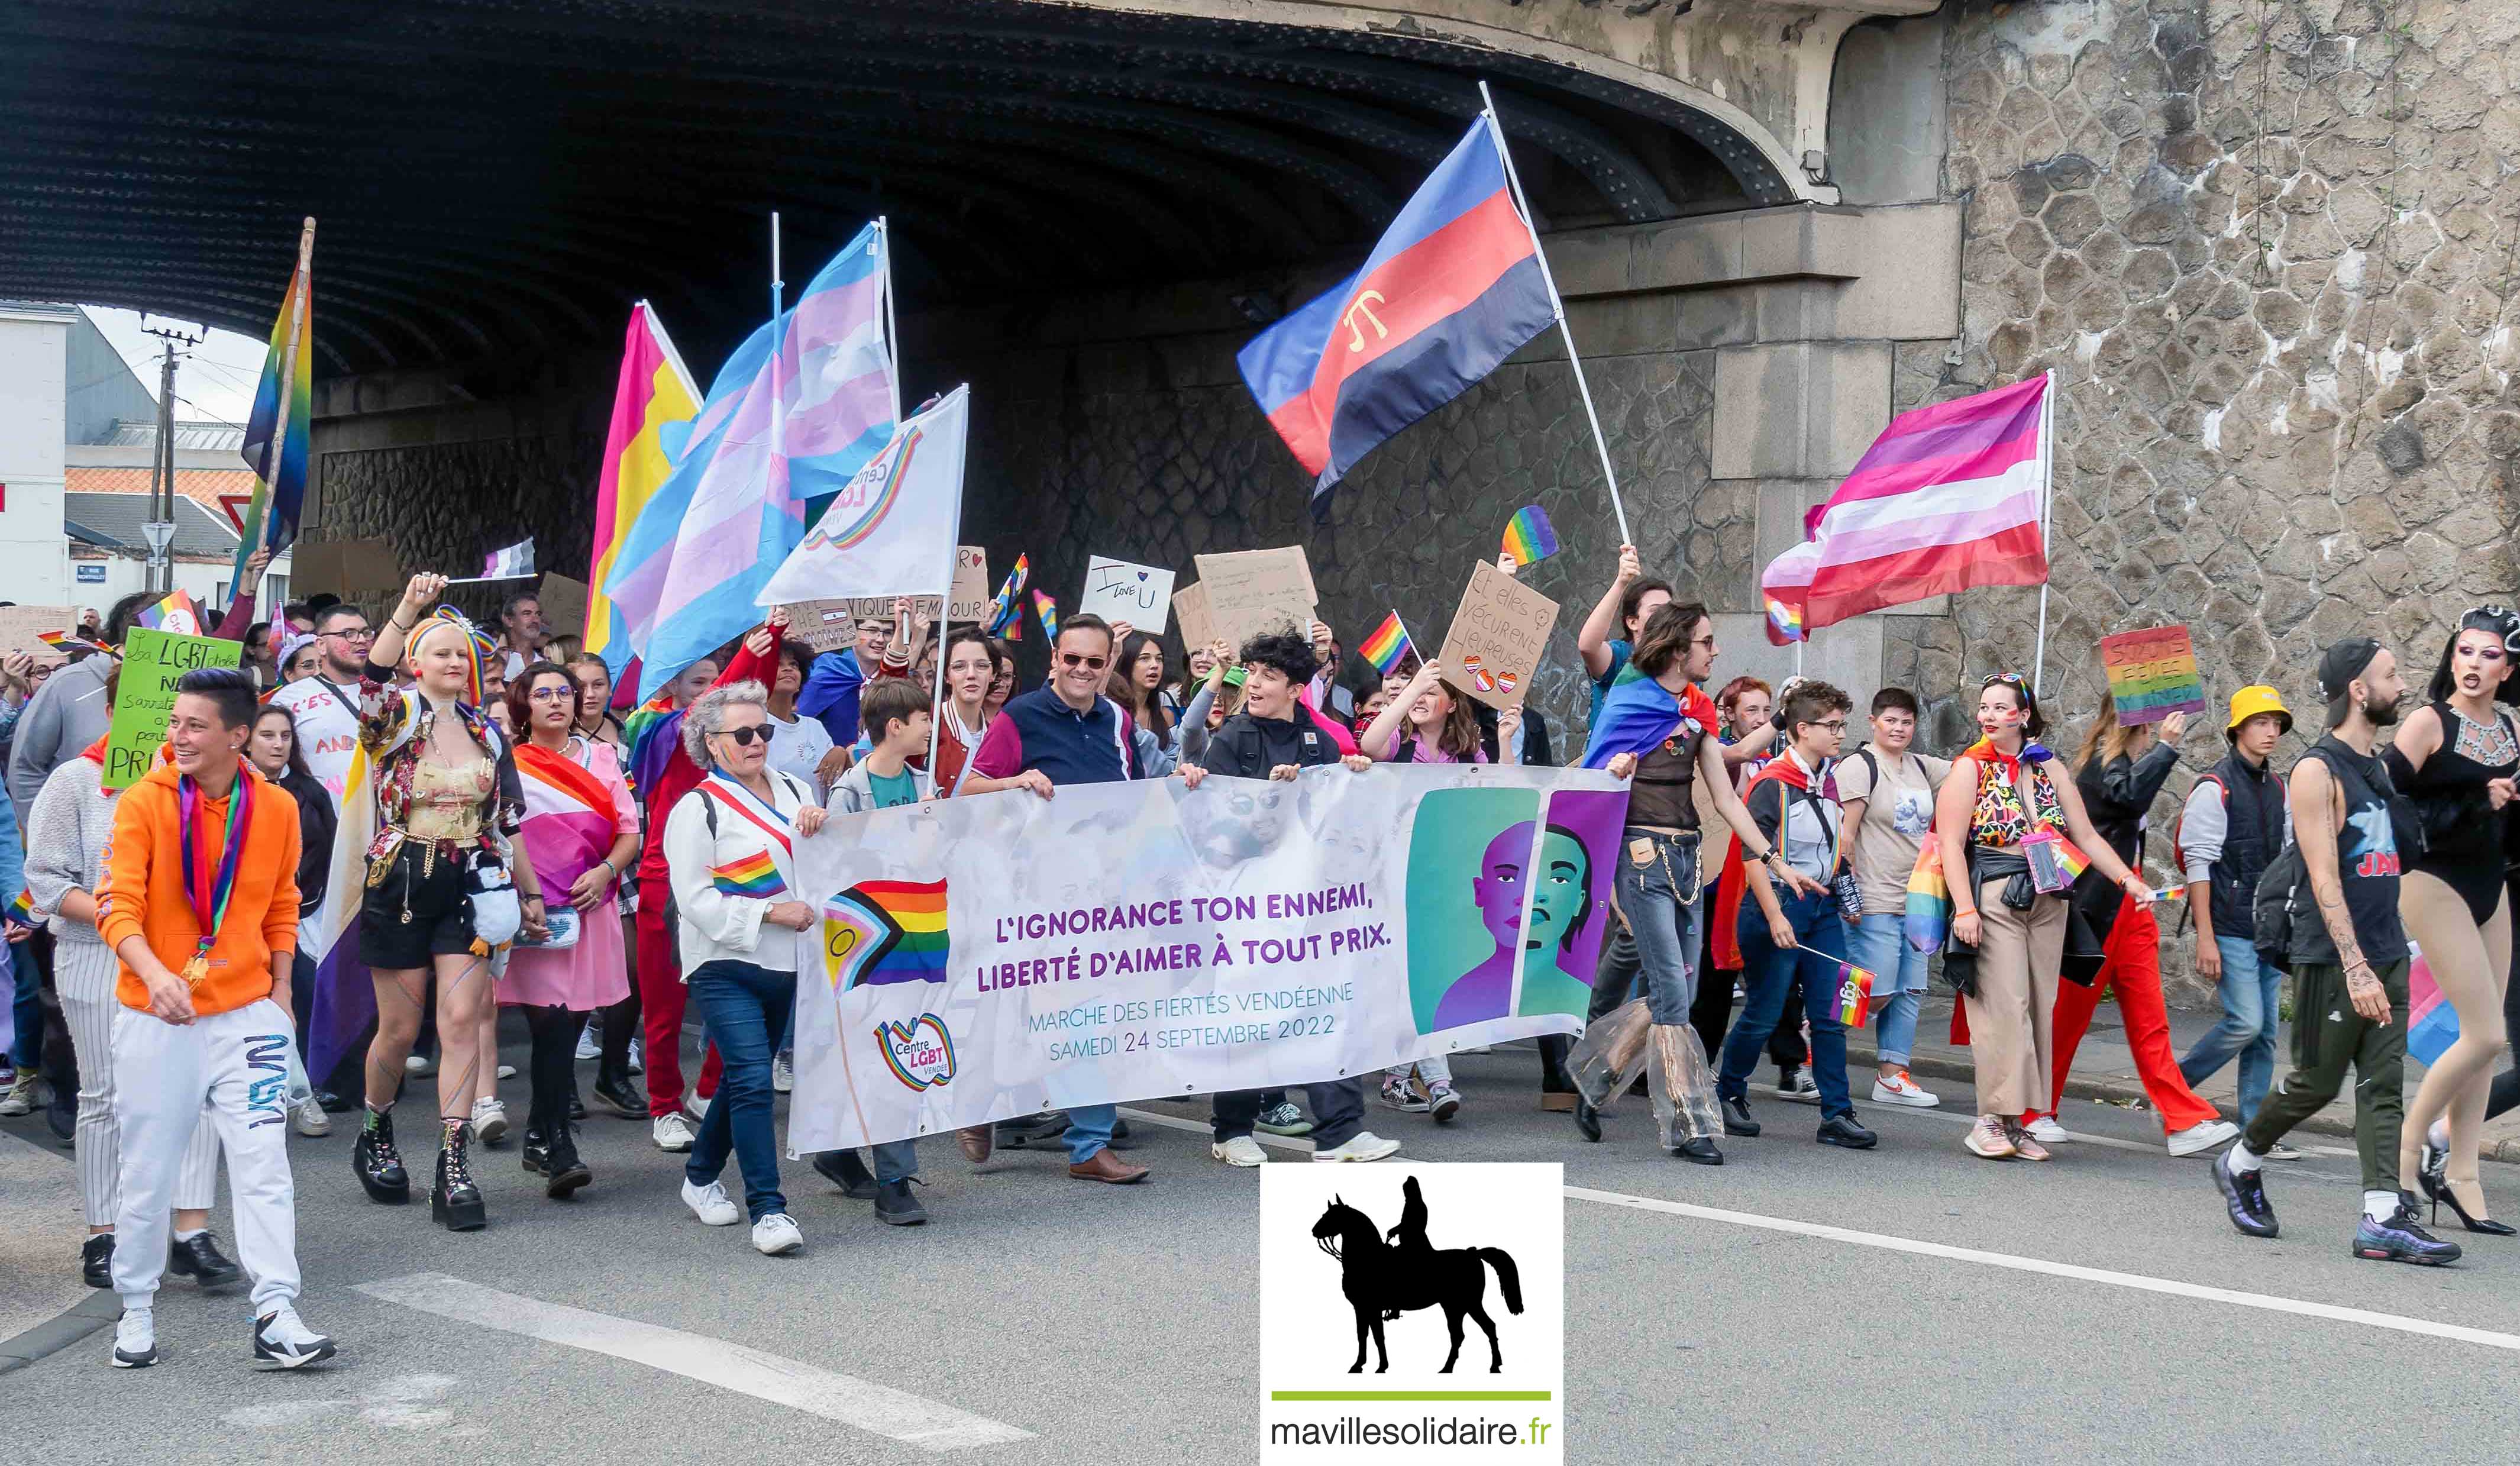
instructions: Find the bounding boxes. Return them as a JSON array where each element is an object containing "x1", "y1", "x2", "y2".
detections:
[
  {"x1": 1720, "y1": 1094, "x2": 1760, "y2": 1138},
  {"x1": 2213, "y1": 1153, "x2": 2279, "y2": 1238},
  {"x1": 1572, "y1": 1097, "x2": 1602, "y2": 1144},
  {"x1": 1671, "y1": 1136, "x2": 1723, "y2": 1165},
  {"x1": 81, "y1": 1232, "x2": 114, "y2": 1289},
  {"x1": 167, "y1": 1231, "x2": 242, "y2": 1289},
  {"x1": 1817, "y1": 1113, "x2": 1878, "y2": 1149},
  {"x1": 813, "y1": 1148, "x2": 877, "y2": 1200},
  {"x1": 873, "y1": 1178, "x2": 928, "y2": 1226},
  {"x1": 2353, "y1": 1197, "x2": 2463, "y2": 1266}
]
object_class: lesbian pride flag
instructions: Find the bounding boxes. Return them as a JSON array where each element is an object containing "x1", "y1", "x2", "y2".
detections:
[
  {"x1": 1761, "y1": 373, "x2": 2051, "y2": 642},
  {"x1": 1239, "y1": 119, "x2": 1556, "y2": 496}
]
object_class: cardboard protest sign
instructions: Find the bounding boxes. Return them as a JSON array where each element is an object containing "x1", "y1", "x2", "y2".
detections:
[
  {"x1": 1193, "y1": 547, "x2": 1317, "y2": 646},
  {"x1": 293, "y1": 539, "x2": 400, "y2": 599},
  {"x1": 2098, "y1": 624, "x2": 2207, "y2": 724},
  {"x1": 1077, "y1": 556, "x2": 1177, "y2": 634},
  {"x1": 948, "y1": 545, "x2": 991, "y2": 624},
  {"x1": 1434, "y1": 559, "x2": 1559, "y2": 711},
  {"x1": 1171, "y1": 582, "x2": 1218, "y2": 653},
  {"x1": 537, "y1": 573, "x2": 589, "y2": 640},
  {"x1": 782, "y1": 600, "x2": 861, "y2": 654},
  {"x1": 104, "y1": 628, "x2": 242, "y2": 789},
  {"x1": 0, "y1": 605, "x2": 77, "y2": 656}
]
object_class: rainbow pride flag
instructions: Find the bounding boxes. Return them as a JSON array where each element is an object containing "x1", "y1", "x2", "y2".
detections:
[
  {"x1": 1500, "y1": 505, "x2": 1559, "y2": 569},
  {"x1": 1834, "y1": 960, "x2": 1875, "y2": 1028},
  {"x1": 1903, "y1": 839, "x2": 1951, "y2": 952},
  {"x1": 1032, "y1": 589, "x2": 1059, "y2": 642},
  {"x1": 824, "y1": 879, "x2": 949, "y2": 992},
  {"x1": 1358, "y1": 610, "x2": 1414, "y2": 676},
  {"x1": 587, "y1": 304, "x2": 702, "y2": 677},
  {"x1": 1765, "y1": 595, "x2": 1804, "y2": 645},
  {"x1": 235, "y1": 218, "x2": 315, "y2": 589},
  {"x1": 5, "y1": 890, "x2": 35, "y2": 929},
  {"x1": 710, "y1": 848, "x2": 787, "y2": 899},
  {"x1": 135, "y1": 588, "x2": 207, "y2": 637}
]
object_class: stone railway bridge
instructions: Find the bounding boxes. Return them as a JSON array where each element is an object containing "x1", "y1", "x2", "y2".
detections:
[{"x1": 8, "y1": 1, "x2": 2516, "y2": 994}]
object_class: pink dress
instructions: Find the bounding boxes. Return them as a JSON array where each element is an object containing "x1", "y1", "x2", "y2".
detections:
[{"x1": 499, "y1": 736, "x2": 638, "y2": 1010}]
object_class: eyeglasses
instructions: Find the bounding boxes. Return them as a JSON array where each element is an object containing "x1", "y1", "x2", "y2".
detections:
[
  {"x1": 1058, "y1": 653, "x2": 1109, "y2": 671},
  {"x1": 527, "y1": 686, "x2": 574, "y2": 704},
  {"x1": 712, "y1": 725, "x2": 775, "y2": 747},
  {"x1": 323, "y1": 627, "x2": 373, "y2": 642},
  {"x1": 1688, "y1": 635, "x2": 1717, "y2": 649},
  {"x1": 1810, "y1": 719, "x2": 1849, "y2": 733}
]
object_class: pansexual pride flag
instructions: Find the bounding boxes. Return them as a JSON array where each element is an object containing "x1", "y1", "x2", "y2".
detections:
[
  {"x1": 824, "y1": 879, "x2": 949, "y2": 992},
  {"x1": 1359, "y1": 610, "x2": 1414, "y2": 676},
  {"x1": 1500, "y1": 505, "x2": 1558, "y2": 569},
  {"x1": 587, "y1": 304, "x2": 702, "y2": 677},
  {"x1": 1239, "y1": 119, "x2": 1556, "y2": 496},
  {"x1": 986, "y1": 554, "x2": 1029, "y2": 637},
  {"x1": 1762, "y1": 372, "x2": 2051, "y2": 641},
  {"x1": 235, "y1": 218, "x2": 314, "y2": 588}
]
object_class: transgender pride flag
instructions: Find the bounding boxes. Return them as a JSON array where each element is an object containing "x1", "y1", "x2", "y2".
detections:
[
  {"x1": 1761, "y1": 372, "x2": 2051, "y2": 641},
  {"x1": 618, "y1": 222, "x2": 897, "y2": 699}
]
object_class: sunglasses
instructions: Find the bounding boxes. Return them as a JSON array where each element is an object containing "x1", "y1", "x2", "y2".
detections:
[
  {"x1": 712, "y1": 724, "x2": 775, "y2": 747},
  {"x1": 1058, "y1": 653, "x2": 1109, "y2": 671}
]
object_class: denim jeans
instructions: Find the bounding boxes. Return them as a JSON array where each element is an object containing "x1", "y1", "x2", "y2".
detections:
[
  {"x1": 1846, "y1": 912, "x2": 1929, "y2": 1068},
  {"x1": 1721, "y1": 888, "x2": 1855, "y2": 1118},
  {"x1": 1616, "y1": 830, "x2": 1702, "y2": 1025},
  {"x1": 684, "y1": 959, "x2": 795, "y2": 1221},
  {"x1": 9, "y1": 942, "x2": 39, "y2": 1068},
  {"x1": 2178, "y1": 935, "x2": 2285, "y2": 1125},
  {"x1": 1064, "y1": 1103, "x2": 1119, "y2": 1165}
]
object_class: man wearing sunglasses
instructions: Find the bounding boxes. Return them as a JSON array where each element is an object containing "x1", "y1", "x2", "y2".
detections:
[{"x1": 961, "y1": 612, "x2": 1152, "y2": 1184}]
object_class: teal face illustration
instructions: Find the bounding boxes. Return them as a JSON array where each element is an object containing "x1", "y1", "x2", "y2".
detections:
[{"x1": 1526, "y1": 829, "x2": 1590, "y2": 954}]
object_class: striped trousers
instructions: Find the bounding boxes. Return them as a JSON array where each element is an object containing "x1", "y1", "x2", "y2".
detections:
[{"x1": 57, "y1": 935, "x2": 219, "y2": 1226}]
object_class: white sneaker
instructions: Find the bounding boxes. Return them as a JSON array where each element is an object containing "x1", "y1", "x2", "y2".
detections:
[
  {"x1": 1313, "y1": 1131, "x2": 1401, "y2": 1163},
  {"x1": 684, "y1": 1089, "x2": 710, "y2": 1123},
  {"x1": 625, "y1": 1038, "x2": 642, "y2": 1075},
  {"x1": 495, "y1": 1064, "x2": 516, "y2": 1081},
  {"x1": 405, "y1": 1053, "x2": 435, "y2": 1077},
  {"x1": 2024, "y1": 1116, "x2": 2071, "y2": 1144},
  {"x1": 0, "y1": 1071, "x2": 39, "y2": 1116},
  {"x1": 111, "y1": 1307, "x2": 156, "y2": 1368},
  {"x1": 2263, "y1": 1141, "x2": 2306, "y2": 1161},
  {"x1": 291, "y1": 1097, "x2": 332, "y2": 1137},
  {"x1": 681, "y1": 1177, "x2": 740, "y2": 1226},
  {"x1": 751, "y1": 1212, "x2": 803, "y2": 1255},
  {"x1": 772, "y1": 1054, "x2": 793, "y2": 1094},
  {"x1": 1870, "y1": 1069, "x2": 1941, "y2": 1108},
  {"x1": 469, "y1": 1096, "x2": 509, "y2": 1146},
  {"x1": 652, "y1": 1112, "x2": 696, "y2": 1152},
  {"x1": 574, "y1": 1021, "x2": 600, "y2": 1062},
  {"x1": 2167, "y1": 1119, "x2": 2241, "y2": 1157},
  {"x1": 252, "y1": 1305, "x2": 337, "y2": 1370},
  {"x1": 1211, "y1": 1135, "x2": 1268, "y2": 1167}
]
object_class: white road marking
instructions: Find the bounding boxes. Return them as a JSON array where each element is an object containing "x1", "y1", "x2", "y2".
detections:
[
  {"x1": 1566, "y1": 1186, "x2": 2520, "y2": 1353},
  {"x1": 355, "y1": 1274, "x2": 1032, "y2": 1451}
]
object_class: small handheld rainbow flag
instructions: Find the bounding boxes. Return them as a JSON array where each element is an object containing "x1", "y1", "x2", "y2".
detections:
[
  {"x1": 1358, "y1": 610, "x2": 1414, "y2": 676},
  {"x1": 2021, "y1": 828, "x2": 2091, "y2": 893},
  {"x1": 5, "y1": 890, "x2": 35, "y2": 930},
  {"x1": 1835, "y1": 960, "x2": 1876, "y2": 1028},
  {"x1": 1031, "y1": 589, "x2": 1059, "y2": 642},
  {"x1": 136, "y1": 589, "x2": 206, "y2": 637},
  {"x1": 1501, "y1": 505, "x2": 1559, "y2": 569},
  {"x1": 1765, "y1": 595, "x2": 1805, "y2": 645},
  {"x1": 986, "y1": 554, "x2": 1030, "y2": 637},
  {"x1": 1903, "y1": 838, "x2": 1950, "y2": 953},
  {"x1": 709, "y1": 849, "x2": 787, "y2": 899}
]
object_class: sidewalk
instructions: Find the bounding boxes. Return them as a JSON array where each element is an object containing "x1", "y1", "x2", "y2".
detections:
[{"x1": 1842, "y1": 987, "x2": 2520, "y2": 1163}]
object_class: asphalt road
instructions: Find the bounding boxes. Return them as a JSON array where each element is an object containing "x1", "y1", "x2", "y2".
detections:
[{"x1": 5, "y1": 1036, "x2": 2518, "y2": 1464}]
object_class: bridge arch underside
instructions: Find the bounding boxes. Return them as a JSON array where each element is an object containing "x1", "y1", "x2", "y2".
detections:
[{"x1": 1, "y1": 0, "x2": 1792, "y2": 376}]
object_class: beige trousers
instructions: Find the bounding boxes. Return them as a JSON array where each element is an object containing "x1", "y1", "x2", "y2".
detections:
[
  {"x1": 1963, "y1": 877, "x2": 2067, "y2": 1118},
  {"x1": 2398, "y1": 871, "x2": 2513, "y2": 1189}
]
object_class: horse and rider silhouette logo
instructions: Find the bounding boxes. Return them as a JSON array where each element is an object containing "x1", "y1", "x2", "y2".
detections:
[{"x1": 1309, "y1": 1176, "x2": 1524, "y2": 1374}]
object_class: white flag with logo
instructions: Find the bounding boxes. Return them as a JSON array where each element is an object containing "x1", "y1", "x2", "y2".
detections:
[{"x1": 756, "y1": 384, "x2": 968, "y2": 606}]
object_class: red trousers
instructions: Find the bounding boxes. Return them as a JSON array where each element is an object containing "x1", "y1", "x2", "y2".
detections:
[
  {"x1": 2036, "y1": 897, "x2": 2219, "y2": 1132},
  {"x1": 637, "y1": 905, "x2": 720, "y2": 1118}
]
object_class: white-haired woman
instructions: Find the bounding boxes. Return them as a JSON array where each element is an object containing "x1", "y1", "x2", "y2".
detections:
[
  {"x1": 353, "y1": 574, "x2": 547, "y2": 1233},
  {"x1": 666, "y1": 680, "x2": 826, "y2": 1256}
]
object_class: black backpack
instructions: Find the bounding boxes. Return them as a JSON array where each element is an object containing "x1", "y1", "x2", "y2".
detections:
[{"x1": 2250, "y1": 837, "x2": 2306, "y2": 971}]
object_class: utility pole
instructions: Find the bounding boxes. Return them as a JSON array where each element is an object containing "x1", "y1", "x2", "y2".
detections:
[{"x1": 137, "y1": 315, "x2": 199, "y2": 595}]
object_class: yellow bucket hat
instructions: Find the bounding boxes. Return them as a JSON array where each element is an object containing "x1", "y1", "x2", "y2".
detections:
[{"x1": 2225, "y1": 684, "x2": 2293, "y2": 738}]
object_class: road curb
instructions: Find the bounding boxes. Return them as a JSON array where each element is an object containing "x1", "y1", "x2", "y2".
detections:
[{"x1": 0, "y1": 1288, "x2": 118, "y2": 1375}]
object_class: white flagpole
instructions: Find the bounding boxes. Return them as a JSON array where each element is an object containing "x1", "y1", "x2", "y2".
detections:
[
  {"x1": 1479, "y1": 80, "x2": 1630, "y2": 545},
  {"x1": 877, "y1": 217, "x2": 903, "y2": 427},
  {"x1": 769, "y1": 211, "x2": 787, "y2": 486},
  {"x1": 927, "y1": 386, "x2": 970, "y2": 780},
  {"x1": 2030, "y1": 367, "x2": 2056, "y2": 696}
]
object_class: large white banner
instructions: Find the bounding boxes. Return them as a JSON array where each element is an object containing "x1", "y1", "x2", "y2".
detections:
[{"x1": 787, "y1": 765, "x2": 1633, "y2": 1151}]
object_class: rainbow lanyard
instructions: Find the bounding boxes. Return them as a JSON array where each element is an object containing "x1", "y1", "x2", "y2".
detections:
[{"x1": 176, "y1": 773, "x2": 253, "y2": 983}]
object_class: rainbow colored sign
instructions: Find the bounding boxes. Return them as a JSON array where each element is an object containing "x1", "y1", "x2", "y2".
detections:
[{"x1": 2097, "y1": 624, "x2": 2208, "y2": 725}]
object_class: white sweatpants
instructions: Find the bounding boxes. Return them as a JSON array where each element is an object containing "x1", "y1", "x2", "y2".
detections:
[
  {"x1": 57, "y1": 937, "x2": 219, "y2": 1226},
  {"x1": 110, "y1": 999, "x2": 301, "y2": 1313}
]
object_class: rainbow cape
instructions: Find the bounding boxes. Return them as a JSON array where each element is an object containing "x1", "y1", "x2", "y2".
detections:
[
  {"x1": 824, "y1": 879, "x2": 949, "y2": 992},
  {"x1": 1358, "y1": 610, "x2": 1413, "y2": 676},
  {"x1": 1501, "y1": 505, "x2": 1559, "y2": 568},
  {"x1": 1581, "y1": 663, "x2": 1718, "y2": 769}
]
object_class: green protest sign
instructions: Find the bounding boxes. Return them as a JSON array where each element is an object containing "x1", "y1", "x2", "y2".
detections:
[{"x1": 102, "y1": 628, "x2": 243, "y2": 789}]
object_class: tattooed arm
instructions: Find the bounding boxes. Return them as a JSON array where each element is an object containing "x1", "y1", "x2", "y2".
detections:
[{"x1": 2289, "y1": 755, "x2": 2390, "y2": 1023}]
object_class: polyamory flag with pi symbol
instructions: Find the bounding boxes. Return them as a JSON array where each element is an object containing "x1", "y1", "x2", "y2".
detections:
[{"x1": 1236, "y1": 119, "x2": 1557, "y2": 498}]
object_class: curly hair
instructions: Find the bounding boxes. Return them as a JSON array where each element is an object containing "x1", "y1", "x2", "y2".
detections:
[
  {"x1": 1236, "y1": 629, "x2": 1317, "y2": 689},
  {"x1": 682, "y1": 679, "x2": 770, "y2": 767}
]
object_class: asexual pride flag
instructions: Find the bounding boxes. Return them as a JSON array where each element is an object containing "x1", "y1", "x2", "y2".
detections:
[
  {"x1": 1760, "y1": 373, "x2": 2051, "y2": 641},
  {"x1": 1237, "y1": 120, "x2": 1556, "y2": 496}
]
